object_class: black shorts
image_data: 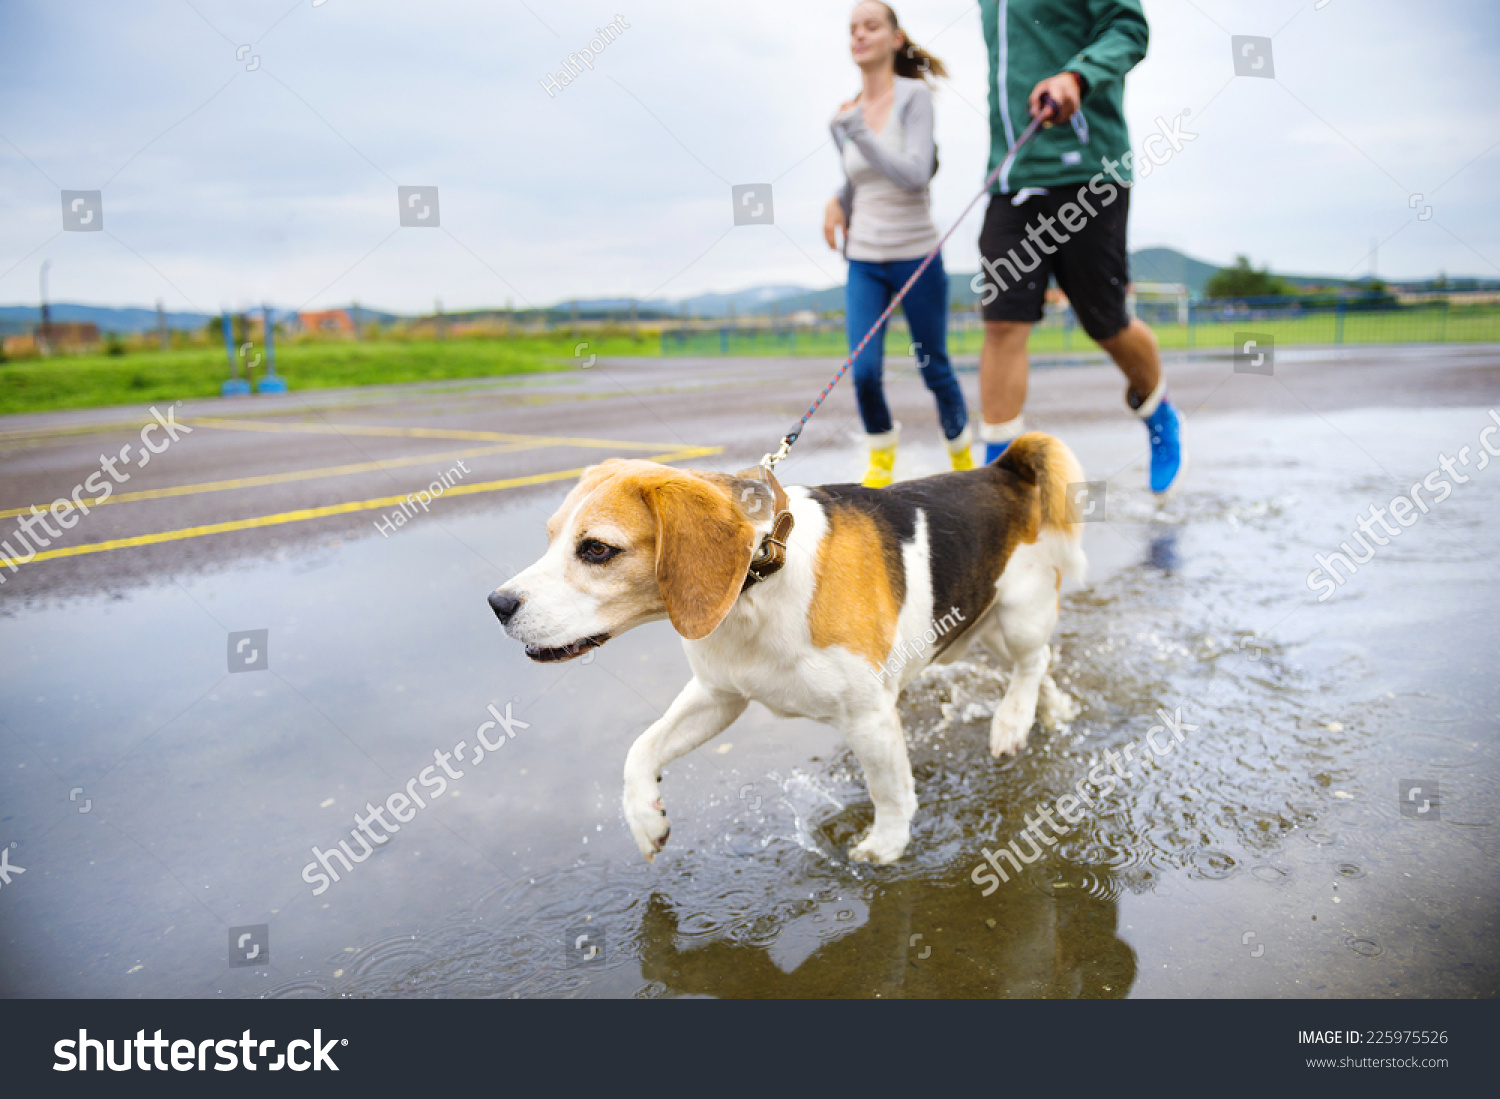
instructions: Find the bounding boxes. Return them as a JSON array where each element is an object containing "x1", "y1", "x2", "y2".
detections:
[{"x1": 976, "y1": 184, "x2": 1132, "y2": 341}]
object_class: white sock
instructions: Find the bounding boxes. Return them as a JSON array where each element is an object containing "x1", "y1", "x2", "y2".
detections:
[
  {"x1": 946, "y1": 423, "x2": 973, "y2": 454},
  {"x1": 1130, "y1": 378, "x2": 1168, "y2": 419},
  {"x1": 978, "y1": 414, "x2": 1026, "y2": 443}
]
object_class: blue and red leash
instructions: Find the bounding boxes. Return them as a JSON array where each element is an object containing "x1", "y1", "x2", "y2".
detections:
[{"x1": 763, "y1": 94, "x2": 1058, "y2": 470}]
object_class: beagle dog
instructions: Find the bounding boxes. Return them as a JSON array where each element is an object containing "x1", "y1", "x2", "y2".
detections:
[{"x1": 488, "y1": 432, "x2": 1086, "y2": 865}]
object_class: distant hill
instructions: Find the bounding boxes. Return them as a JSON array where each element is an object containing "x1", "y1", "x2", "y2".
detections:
[
  {"x1": 677, "y1": 285, "x2": 810, "y2": 318},
  {"x1": 0, "y1": 303, "x2": 397, "y2": 336},
  {"x1": 0, "y1": 303, "x2": 212, "y2": 336},
  {"x1": 1130, "y1": 247, "x2": 1225, "y2": 295},
  {"x1": 681, "y1": 247, "x2": 1339, "y2": 312},
  {"x1": 6, "y1": 248, "x2": 1494, "y2": 336},
  {"x1": 1130, "y1": 246, "x2": 1498, "y2": 296},
  {"x1": 1130, "y1": 246, "x2": 1375, "y2": 296}
]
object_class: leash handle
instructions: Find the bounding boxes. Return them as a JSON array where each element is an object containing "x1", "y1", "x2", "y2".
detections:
[
  {"x1": 765, "y1": 93, "x2": 1059, "y2": 469},
  {"x1": 1034, "y1": 89, "x2": 1063, "y2": 124}
]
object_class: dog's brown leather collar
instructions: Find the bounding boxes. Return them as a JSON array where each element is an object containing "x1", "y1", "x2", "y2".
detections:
[{"x1": 739, "y1": 463, "x2": 795, "y2": 591}]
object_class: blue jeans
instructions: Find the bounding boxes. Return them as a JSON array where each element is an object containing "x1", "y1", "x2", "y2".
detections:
[{"x1": 845, "y1": 253, "x2": 968, "y2": 441}]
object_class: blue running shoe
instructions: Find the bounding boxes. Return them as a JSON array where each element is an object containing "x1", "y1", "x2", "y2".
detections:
[
  {"x1": 983, "y1": 440, "x2": 1011, "y2": 464},
  {"x1": 1143, "y1": 398, "x2": 1184, "y2": 495}
]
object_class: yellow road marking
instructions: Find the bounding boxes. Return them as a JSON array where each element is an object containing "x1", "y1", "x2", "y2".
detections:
[
  {"x1": 0, "y1": 419, "x2": 154, "y2": 445},
  {"x1": 186, "y1": 417, "x2": 678, "y2": 452},
  {"x1": 0, "y1": 446, "x2": 721, "y2": 569},
  {"x1": 0, "y1": 442, "x2": 537, "y2": 520}
]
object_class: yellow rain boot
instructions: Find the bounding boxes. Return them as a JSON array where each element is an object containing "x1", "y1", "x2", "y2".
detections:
[
  {"x1": 947, "y1": 424, "x2": 974, "y2": 471},
  {"x1": 861, "y1": 426, "x2": 898, "y2": 488}
]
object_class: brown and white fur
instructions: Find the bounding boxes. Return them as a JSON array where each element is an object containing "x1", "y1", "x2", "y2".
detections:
[{"x1": 488, "y1": 433, "x2": 1086, "y2": 865}]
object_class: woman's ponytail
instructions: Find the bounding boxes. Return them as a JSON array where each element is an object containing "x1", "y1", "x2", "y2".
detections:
[
  {"x1": 876, "y1": 4, "x2": 948, "y2": 82},
  {"x1": 896, "y1": 41, "x2": 948, "y2": 81}
]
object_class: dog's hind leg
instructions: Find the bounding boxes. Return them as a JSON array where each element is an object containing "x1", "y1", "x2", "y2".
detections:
[
  {"x1": 972, "y1": 581, "x2": 1080, "y2": 728},
  {"x1": 987, "y1": 638, "x2": 1049, "y2": 757},
  {"x1": 845, "y1": 703, "x2": 918, "y2": 864},
  {"x1": 975, "y1": 619, "x2": 1072, "y2": 729},
  {"x1": 1036, "y1": 665, "x2": 1079, "y2": 728},
  {"x1": 623, "y1": 677, "x2": 747, "y2": 862},
  {"x1": 981, "y1": 555, "x2": 1062, "y2": 757}
]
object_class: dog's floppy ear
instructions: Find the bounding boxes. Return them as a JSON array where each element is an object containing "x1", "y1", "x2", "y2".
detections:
[{"x1": 643, "y1": 474, "x2": 757, "y2": 640}]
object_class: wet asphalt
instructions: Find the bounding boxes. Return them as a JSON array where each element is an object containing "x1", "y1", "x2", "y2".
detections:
[{"x1": 0, "y1": 343, "x2": 1497, "y2": 997}]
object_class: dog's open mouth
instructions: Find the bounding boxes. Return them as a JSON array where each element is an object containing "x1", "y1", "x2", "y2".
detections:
[{"x1": 523, "y1": 634, "x2": 609, "y2": 663}]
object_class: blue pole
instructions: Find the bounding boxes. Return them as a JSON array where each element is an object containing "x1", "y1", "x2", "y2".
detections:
[
  {"x1": 221, "y1": 312, "x2": 234, "y2": 374},
  {"x1": 221, "y1": 311, "x2": 249, "y2": 396},
  {"x1": 264, "y1": 306, "x2": 274, "y2": 372},
  {"x1": 258, "y1": 305, "x2": 287, "y2": 393}
]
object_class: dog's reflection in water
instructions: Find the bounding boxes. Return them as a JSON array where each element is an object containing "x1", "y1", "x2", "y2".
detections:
[{"x1": 635, "y1": 872, "x2": 1136, "y2": 998}]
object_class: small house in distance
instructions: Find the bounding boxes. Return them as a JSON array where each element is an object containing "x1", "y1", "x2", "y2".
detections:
[{"x1": 298, "y1": 309, "x2": 356, "y2": 336}]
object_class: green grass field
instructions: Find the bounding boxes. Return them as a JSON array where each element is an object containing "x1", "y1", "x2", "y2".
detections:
[
  {"x1": 1010, "y1": 303, "x2": 1500, "y2": 355},
  {"x1": 0, "y1": 335, "x2": 656, "y2": 416},
  {"x1": 662, "y1": 303, "x2": 1500, "y2": 359}
]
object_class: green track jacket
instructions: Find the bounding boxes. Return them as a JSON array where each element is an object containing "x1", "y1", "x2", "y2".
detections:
[{"x1": 980, "y1": 0, "x2": 1148, "y2": 192}]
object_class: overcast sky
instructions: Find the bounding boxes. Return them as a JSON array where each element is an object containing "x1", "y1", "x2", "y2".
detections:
[{"x1": 2, "y1": 0, "x2": 1498, "y2": 314}]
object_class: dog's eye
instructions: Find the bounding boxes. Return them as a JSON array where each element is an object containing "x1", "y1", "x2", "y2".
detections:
[{"x1": 577, "y1": 539, "x2": 619, "y2": 564}]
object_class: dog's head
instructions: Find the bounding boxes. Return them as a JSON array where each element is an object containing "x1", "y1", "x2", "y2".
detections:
[{"x1": 488, "y1": 459, "x2": 775, "y2": 661}]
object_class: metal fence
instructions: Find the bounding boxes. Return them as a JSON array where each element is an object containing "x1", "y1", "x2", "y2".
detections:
[{"x1": 660, "y1": 291, "x2": 1500, "y2": 358}]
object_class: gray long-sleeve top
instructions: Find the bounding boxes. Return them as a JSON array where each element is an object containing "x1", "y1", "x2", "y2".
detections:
[{"x1": 830, "y1": 76, "x2": 940, "y2": 262}]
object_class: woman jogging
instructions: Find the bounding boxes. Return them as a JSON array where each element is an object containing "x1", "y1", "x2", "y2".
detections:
[{"x1": 825, "y1": 1, "x2": 971, "y2": 488}]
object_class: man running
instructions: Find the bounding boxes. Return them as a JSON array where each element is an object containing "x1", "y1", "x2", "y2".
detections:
[{"x1": 975, "y1": 0, "x2": 1183, "y2": 494}]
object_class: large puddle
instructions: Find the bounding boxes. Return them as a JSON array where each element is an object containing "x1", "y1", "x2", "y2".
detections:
[{"x1": 2, "y1": 405, "x2": 1496, "y2": 997}]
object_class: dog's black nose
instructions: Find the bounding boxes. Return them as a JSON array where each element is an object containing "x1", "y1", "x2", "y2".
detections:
[{"x1": 488, "y1": 590, "x2": 522, "y2": 624}]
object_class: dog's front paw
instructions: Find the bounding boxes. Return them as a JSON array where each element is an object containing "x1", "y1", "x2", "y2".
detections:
[
  {"x1": 989, "y1": 709, "x2": 1033, "y2": 758},
  {"x1": 849, "y1": 828, "x2": 909, "y2": 865},
  {"x1": 624, "y1": 788, "x2": 672, "y2": 862}
]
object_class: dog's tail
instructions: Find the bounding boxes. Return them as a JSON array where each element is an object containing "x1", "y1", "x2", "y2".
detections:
[{"x1": 995, "y1": 431, "x2": 1088, "y2": 581}]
